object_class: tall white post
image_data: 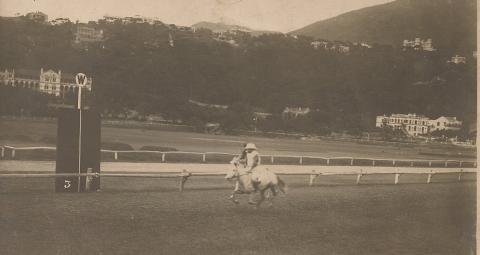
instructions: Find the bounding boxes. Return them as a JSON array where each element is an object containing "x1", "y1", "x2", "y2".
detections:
[
  {"x1": 75, "y1": 73, "x2": 87, "y2": 193},
  {"x1": 77, "y1": 85, "x2": 82, "y2": 192}
]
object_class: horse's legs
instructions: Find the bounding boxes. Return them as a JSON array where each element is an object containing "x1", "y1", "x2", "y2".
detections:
[
  {"x1": 228, "y1": 181, "x2": 240, "y2": 204},
  {"x1": 270, "y1": 185, "x2": 278, "y2": 197},
  {"x1": 229, "y1": 191, "x2": 240, "y2": 204},
  {"x1": 247, "y1": 192, "x2": 256, "y2": 205},
  {"x1": 254, "y1": 189, "x2": 267, "y2": 208},
  {"x1": 247, "y1": 181, "x2": 257, "y2": 205},
  {"x1": 262, "y1": 185, "x2": 277, "y2": 207}
]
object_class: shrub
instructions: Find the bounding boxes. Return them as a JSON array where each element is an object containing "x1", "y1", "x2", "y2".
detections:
[
  {"x1": 139, "y1": 145, "x2": 178, "y2": 152},
  {"x1": 101, "y1": 142, "x2": 134, "y2": 151}
]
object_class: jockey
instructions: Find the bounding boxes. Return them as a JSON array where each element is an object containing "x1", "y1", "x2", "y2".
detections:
[
  {"x1": 243, "y1": 142, "x2": 261, "y2": 205},
  {"x1": 243, "y1": 143, "x2": 261, "y2": 173}
]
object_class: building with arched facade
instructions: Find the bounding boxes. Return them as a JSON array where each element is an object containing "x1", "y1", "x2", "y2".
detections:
[{"x1": 0, "y1": 68, "x2": 92, "y2": 96}]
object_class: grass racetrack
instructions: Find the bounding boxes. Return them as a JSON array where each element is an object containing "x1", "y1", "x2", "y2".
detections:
[
  {"x1": 0, "y1": 175, "x2": 476, "y2": 255},
  {"x1": 0, "y1": 118, "x2": 476, "y2": 160}
]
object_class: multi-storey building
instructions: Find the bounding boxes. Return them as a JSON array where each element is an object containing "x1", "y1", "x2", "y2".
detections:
[
  {"x1": 376, "y1": 113, "x2": 462, "y2": 136},
  {"x1": 376, "y1": 113, "x2": 431, "y2": 136},
  {"x1": 402, "y1": 38, "x2": 435, "y2": 51},
  {"x1": 310, "y1": 41, "x2": 328, "y2": 49},
  {"x1": 0, "y1": 68, "x2": 92, "y2": 96}
]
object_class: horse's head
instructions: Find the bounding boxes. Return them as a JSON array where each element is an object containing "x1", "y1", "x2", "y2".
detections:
[{"x1": 225, "y1": 156, "x2": 240, "y2": 180}]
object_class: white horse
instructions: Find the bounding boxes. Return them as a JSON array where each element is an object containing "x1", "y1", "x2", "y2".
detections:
[{"x1": 225, "y1": 156, "x2": 286, "y2": 208}]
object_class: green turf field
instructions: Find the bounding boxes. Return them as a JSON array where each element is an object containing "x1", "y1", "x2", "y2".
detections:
[{"x1": 0, "y1": 175, "x2": 476, "y2": 255}]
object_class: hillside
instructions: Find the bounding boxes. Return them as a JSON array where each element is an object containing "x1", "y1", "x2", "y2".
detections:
[
  {"x1": 192, "y1": 21, "x2": 279, "y2": 36},
  {"x1": 0, "y1": 16, "x2": 476, "y2": 137},
  {"x1": 291, "y1": 0, "x2": 476, "y2": 54}
]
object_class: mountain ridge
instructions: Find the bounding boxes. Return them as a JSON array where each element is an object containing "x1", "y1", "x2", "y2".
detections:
[{"x1": 291, "y1": 0, "x2": 476, "y2": 53}]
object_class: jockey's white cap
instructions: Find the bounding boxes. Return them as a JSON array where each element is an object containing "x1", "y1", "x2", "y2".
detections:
[{"x1": 244, "y1": 143, "x2": 257, "y2": 150}]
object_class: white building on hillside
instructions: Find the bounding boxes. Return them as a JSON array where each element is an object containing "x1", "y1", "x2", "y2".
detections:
[
  {"x1": 429, "y1": 116, "x2": 462, "y2": 131},
  {"x1": 376, "y1": 113, "x2": 431, "y2": 136},
  {"x1": 403, "y1": 38, "x2": 435, "y2": 51},
  {"x1": 282, "y1": 107, "x2": 311, "y2": 119},
  {"x1": 311, "y1": 41, "x2": 328, "y2": 49},
  {"x1": 0, "y1": 68, "x2": 92, "y2": 96},
  {"x1": 50, "y1": 18, "x2": 70, "y2": 25},
  {"x1": 449, "y1": 55, "x2": 466, "y2": 64},
  {"x1": 377, "y1": 113, "x2": 463, "y2": 136}
]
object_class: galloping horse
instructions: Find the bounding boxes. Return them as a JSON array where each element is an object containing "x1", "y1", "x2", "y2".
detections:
[{"x1": 225, "y1": 156, "x2": 286, "y2": 208}]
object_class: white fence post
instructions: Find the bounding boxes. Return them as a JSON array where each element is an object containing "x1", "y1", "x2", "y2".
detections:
[
  {"x1": 299, "y1": 156, "x2": 303, "y2": 165},
  {"x1": 114, "y1": 152, "x2": 118, "y2": 160},
  {"x1": 327, "y1": 159, "x2": 330, "y2": 165},
  {"x1": 372, "y1": 160, "x2": 375, "y2": 166},
  {"x1": 161, "y1": 153, "x2": 166, "y2": 162},
  {"x1": 1, "y1": 146, "x2": 4, "y2": 159},
  {"x1": 309, "y1": 170, "x2": 318, "y2": 186},
  {"x1": 427, "y1": 171, "x2": 433, "y2": 184},
  {"x1": 202, "y1": 153, "x2": 206, "y2": 162},
  {"x1": 350, "y1": 158, "x2": 354, "y2": 166},
  {"x1": 394, "y1": 173, "x2": 400, "y2": 184},
  {"x1": 271, "y1": 156, "x2": 274, "y2": 164},
  {"x1": 85, "y1": 168, "x2": 93, "y2": 191},
  {"x1": 179, "y1": 169, "x2": 191, "y2": 192},
  {"x1": 11, "y1": 149, "x2": 15, "y2": 159},
  {"x1": 356, "y1": 169, "x2": 363, "y2": 184},
  {"x1": 458, "y1": 169, "x2": 463, "y2": 182},
  {"x1": 392, "y1": 160, "x2": 395, "y2": 166},
  {"x1": 444, "y1": 161, "x2": 448, "y2": 167},
  {"x1": 429, "y1": 161, "x2": 432, "y2": 167}
]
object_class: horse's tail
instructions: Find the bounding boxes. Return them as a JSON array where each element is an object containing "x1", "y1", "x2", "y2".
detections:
[{"x1": 277, "y1": 176, "x2": 287, "y2": 194}]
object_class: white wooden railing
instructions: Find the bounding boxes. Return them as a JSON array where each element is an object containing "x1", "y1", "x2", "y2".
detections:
[
  {"x1": 1, "y1": 145, "x2": 476, "y2": 169},
  {"x1": 0, "y1": 166, "x2": 476, "y2": 192}
]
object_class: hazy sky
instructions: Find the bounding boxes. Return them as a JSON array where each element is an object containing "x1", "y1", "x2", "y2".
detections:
[{"x1": 0, "y1": 0, "x2": 394, "y2": 32}]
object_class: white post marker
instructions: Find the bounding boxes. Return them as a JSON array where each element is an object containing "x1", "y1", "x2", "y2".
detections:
[
  {"x1": 394, "y1": 173, "x2": 400, "y2": 184},
  {"x1": 75, "y1": 73, "x2": 88, "y2": 192}
]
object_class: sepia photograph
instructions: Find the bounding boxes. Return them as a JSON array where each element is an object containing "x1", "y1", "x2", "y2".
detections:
[{"x1": 0, "y1": 0, "x2": 477, "y2": 254}]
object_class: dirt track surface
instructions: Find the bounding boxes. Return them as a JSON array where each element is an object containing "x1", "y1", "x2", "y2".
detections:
[{"x1": 0, "y1": 176, "x2": 476, "y2": 255}]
